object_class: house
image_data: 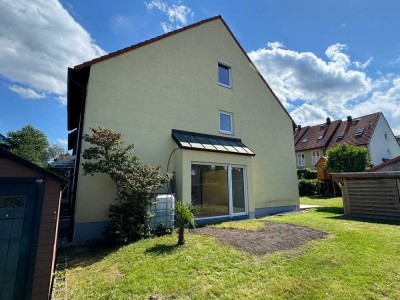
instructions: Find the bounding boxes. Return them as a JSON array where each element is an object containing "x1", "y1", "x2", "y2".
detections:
[
  {"x1": 327, "y1": 112, "x2": 400, "y2": 166},
  {"x1": 294, "y1": 117, "x2": 341, "y2": 169},
  {"x1": 294, "y1": 112, "x2": 400, "y2": 168},
  {"x1": 0, "y1": 147, "x2": 67, "y2": 299},
  {"x1": 67, "y1": 16, "x2": 299, "y2": 242}
]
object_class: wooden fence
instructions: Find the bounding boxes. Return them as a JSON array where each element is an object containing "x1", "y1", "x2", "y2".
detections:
[{"x1": 332, "y1": 172, "x2": 400, "y2": 221}]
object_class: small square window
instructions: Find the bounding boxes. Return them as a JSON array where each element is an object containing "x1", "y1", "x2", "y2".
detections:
[
  {"x1": 218, "y1": 62, "x2": 231, "y2": 88},
  {"x1": 219, "y1": 112, "x2": 233, "y2": 134}
]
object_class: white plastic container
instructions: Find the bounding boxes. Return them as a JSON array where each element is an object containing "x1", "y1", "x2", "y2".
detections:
[{"x1": 150, "y1": 194, "x2": 175, "y2": 230}]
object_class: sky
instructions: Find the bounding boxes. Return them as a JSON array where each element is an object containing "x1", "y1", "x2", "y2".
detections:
[{"x1": 1, "y1": 0, "x2": 400, "y2": 150}]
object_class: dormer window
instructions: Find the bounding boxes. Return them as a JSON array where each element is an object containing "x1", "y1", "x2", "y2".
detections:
[
  {"x1": 317, "y1": 135, "x2": 324, "y2": 140},
  {"x1": 218, "y1": 61, "x2": 232, "y2": 88},
  {"x1": 337, "y1": 132, "x2": 345, "y2": 141},
  {"x1": 302, "y1": 138, "x2": 308, "y2": 143},
  {"x1": 355, "y1": 128, "x2": 364, "y2": 137}
]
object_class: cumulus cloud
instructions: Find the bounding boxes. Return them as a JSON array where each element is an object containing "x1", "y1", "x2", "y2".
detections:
[
  {"x1": 248, "y1": 42, "x2": 400, "y2": 134},
  {"x1": 0, "y1": 0, "x2": 105, "y2": 103},
  {"x1": 145, "y1": 0, "x2": 193, "y2": 32},
  {"x1": 248, "y1": 42, "x2": 372, "y2": 110},
  {"x1": 57, "y1": 138, "x2": 68, "y2": 147}
]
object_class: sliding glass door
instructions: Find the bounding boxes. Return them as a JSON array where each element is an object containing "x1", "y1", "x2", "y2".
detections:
[{"x1": 191, "y1": 163, "x2": 247, "y2": 219}]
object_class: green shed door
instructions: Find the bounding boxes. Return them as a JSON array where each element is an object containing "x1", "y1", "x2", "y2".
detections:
[{"x1": 0, "y1": 181, "x2": 39, "y2": 300}]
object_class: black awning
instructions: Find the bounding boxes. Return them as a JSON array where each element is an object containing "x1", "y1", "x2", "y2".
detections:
[{"x1": 172, "y1": 129, "x2": 255, "y2": 156}]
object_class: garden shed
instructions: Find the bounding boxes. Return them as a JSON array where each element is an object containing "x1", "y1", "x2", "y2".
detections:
[
  {"x1": 0, "y1": 148, "x2": 67, "y2": 299},
  {"x1": 332, "y1": 172, "x2": 400, "y2": 221}
]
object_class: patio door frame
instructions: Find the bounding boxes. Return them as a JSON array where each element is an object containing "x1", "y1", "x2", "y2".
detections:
[{"x1": 191, "y1": 162, "x2": 248, "y2": 220}]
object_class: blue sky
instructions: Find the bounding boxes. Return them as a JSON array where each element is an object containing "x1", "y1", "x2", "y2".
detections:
[{"x1": 1, "y1": 0, "x2": 400, "y2": 149}]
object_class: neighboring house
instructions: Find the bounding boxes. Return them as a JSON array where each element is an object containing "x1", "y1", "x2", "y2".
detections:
[
  {"x1": 0, "y1": 133, "x2": 9, "y2": 148},
  {"x1": 294, "y1": 112, "x2": 400, "y2": 169},
  {"x1": 327, "y1": 112, "x2": 400, "y2": 166},
  {"x1": 366, "y1": 156, "x2": 400, "y2": 172},
  {"x1": 67, "y1": 16, "x2": 299, "y2": 242},
  {"x1": 396, "y1": 135, "x2": 400, "y2": 146},
  {"x1": 294, "y1": 117, "x2": 341, "y2": 169}
]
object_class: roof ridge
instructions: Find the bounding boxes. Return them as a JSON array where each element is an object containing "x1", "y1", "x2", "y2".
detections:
[{"x1": 74, "y1": 16, "x2": 221, "y2": 71}]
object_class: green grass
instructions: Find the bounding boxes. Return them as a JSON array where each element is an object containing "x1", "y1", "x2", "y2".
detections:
[{"x1": 63, "y1": 197, "x2": 400, "y2": 300}]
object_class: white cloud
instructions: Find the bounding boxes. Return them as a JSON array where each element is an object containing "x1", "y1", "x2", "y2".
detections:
[
  {"x1": 8, "y1": 85, "x2": 45, "y2": 99},
  {"x1": 0, "y1": 0, "x2": 105, "y2": 103},
  {"x1": 248, "y1": 42, "x2": 372, "y2": 112},
  {"x1": 248, "y1": 42, "x2": 400, "y2": 134},
  {"x1": 145, "y1": 0, "x2": 193, "y2": 32},
  {"x1": 57, "y1": 138, "x2": 68, "y2": 147}
]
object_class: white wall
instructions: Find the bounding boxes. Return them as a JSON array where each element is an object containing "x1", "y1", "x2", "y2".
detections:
[{"x1": 369, "y1": 115, "x2": 400, "y2": 165}]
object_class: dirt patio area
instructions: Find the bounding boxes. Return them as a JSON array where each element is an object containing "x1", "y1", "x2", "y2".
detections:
[{"x1": 192, "y1": 222, "x2": 328, "y2": 256}]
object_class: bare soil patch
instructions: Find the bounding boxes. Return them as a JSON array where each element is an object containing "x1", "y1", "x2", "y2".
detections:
[{"x1": 191, "y1": 222, "x2": 328, "y2": 256}]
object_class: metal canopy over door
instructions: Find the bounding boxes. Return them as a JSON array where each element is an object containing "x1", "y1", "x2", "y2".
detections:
[{"x1": 0, "y1": 179, "x2": 42, "y2": 300}]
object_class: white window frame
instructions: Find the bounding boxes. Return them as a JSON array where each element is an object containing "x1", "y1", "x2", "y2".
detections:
[
  {"x1": 297, "y1": 153, "x2": 306, "y2": 167},
  {"x1": 312, "y1": 150, "x2": 321, "y2": 165},
  {"x1": 219, "y1": 111, "x2": 233, "y2": 135},
  {"x1": 217, "y1": 60, "x2": 232, "y2": 88},
  {"x1": 191, "y1": 162, "x2": 248, "y2": 220}
]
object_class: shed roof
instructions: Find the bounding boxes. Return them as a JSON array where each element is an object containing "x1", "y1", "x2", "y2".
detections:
[
  {"x1": 366, "y1": 155, "x2": 400, "y2": 172},
  {"x1": 0, "y1": 147, "x2": 68, "y2": 183}
]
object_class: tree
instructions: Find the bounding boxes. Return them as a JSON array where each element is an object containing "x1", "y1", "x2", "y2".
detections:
[
  {"x1": 81, "y1": 126, "x2": 172, "y2": 243},
  {"x1": 7, "y1": 125, "x2": 50, "y2": 167},
  {"x1": 48, "y1": 142, "x2": 68, "y2": 161},
  {"x1": 325, "y1": 143, "x2": 373, "y2": 173},
  {"x1": 175, "y1": 200, "x2": 196, "y2": 245}
]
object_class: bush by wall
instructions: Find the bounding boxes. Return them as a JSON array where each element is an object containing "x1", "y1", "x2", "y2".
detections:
[
  {"x1": 298, "y1": 178, "x2": 318, "y2": 196},
  {"x1": 297, "y1": 168, "x2": 317, "y2": 180}
]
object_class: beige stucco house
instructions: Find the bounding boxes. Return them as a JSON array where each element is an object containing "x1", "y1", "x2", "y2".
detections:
[{"x1": 67, "y1": 16, "x2": 299, "y2": 242}]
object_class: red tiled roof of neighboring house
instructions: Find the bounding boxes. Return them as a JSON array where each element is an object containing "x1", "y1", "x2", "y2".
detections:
[
  {"x1": 327, "y1": 112, "x2": 381, "y2": 148},
  {"x1": 293, "y1": 126, "x2": 309, "y2": 145},
  {"x1": 71, "y1": 15, "x2": 295, "y2": 125},
  {"x1": 366, "y1": 155, "x2": 400, "y2": 172},
  {"x1": 295, "y1": 119, "x2": 341, "y2": 151}
]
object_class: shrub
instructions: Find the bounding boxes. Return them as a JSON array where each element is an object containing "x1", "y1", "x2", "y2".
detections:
[
  {"x1": 297, "y1": 168, "x2": 317, "y2": 180},
  {"x1": 298, "y1": 178, "x2": 318, "y2": 196},
  {"x1": 325, "y1": 143, "x2": 373, "y2": 172}
]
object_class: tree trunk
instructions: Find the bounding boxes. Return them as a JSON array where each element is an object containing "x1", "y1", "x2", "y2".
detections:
[{"x1": 177, "y1": 226, "x2": 185, "y2": 245}]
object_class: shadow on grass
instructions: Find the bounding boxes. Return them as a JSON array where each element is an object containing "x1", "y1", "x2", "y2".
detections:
[
  {"x1": 58, "y1": 242, "x2": 120, "y2": 269},
  {"x1": 315, "y1": 206, "x2": 344, "y2": 214},
  {"x1": 328, "y1": 215, "x2": 400, "y2": 226},
  {"x1": 145, "y1": 243, "x2": 179, "y2": 256},
  {"x1": 308, "y1": 195, "x2": 341, "y2": 200}
]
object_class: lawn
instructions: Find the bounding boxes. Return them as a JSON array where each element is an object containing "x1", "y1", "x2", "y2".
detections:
[{"x1": 60, "y1": 197, "x2": 400, "y2": 300}]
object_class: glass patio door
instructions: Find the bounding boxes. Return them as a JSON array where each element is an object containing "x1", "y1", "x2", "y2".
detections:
[{"x1": 191, "y1": 163, "x2": 247, "y2": 219}]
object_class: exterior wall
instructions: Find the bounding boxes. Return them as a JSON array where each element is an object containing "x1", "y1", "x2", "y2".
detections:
[
  {"x1": 74, "y1": 19, "x2": 299, "y2": 237},
  {"x1": 0, "y1": 157, "x2": 62, "y2": 299},
  {"x1": 369, "y1": 116, "x2": 400, "y2": 165},
  {"x1": 296, "y1": 148, "x2": 323, "y2": 169}
]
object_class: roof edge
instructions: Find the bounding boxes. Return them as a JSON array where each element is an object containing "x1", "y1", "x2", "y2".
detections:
[{"x1": 74, "y1": 15, "x2": 222, "y2": 71}]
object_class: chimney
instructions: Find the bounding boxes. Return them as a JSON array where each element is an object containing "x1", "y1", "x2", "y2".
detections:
[
  {"x1": 347, "y1": 116, "x2": 352, "y2": 123},
  {"x1": 297, "y1": 124, "x2": 301, "y2": 130},
  {"x1": 326, "y1": 117, "x2": 331, "y2": 125}
]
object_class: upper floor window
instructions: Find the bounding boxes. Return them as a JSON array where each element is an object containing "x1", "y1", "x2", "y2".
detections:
[
  {"x1": 312, "y1": 150, "x2": 321, "y2": 165},
  {"x1": 297, "y1": 153, "x2": 306, "y2": 167},
  {"x1": 218, "y1": 61, "x2": 232, "y2": 88},
  {"x1": 219, "y1": 111, "x2": 233, "y2": 134}
]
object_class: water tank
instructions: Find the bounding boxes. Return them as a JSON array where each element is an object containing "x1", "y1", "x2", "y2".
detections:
[{"x1": 149, "y1": 194, "x2": 175, "y2": 230}]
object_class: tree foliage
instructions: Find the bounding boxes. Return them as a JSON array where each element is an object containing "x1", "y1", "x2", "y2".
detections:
[
  {"x1": 325, "y1": 143, "x2": 373, "y2": 173},
  {"x1": 7, "y1": 125, "x2": 50, "y2": 167},
  {"x1": 81, "y1": 126, "x2": 172, "y2": 243}
]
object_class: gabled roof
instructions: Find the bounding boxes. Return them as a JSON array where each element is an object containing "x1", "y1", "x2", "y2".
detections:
[
  {"x1": 0, "y1": 147, "x2": 68, "y2": 183},
  {"x1": 69, "y1": 15, "x2": 294, "y2": 128},
  {"x1": 295, "y1": 119, "x2": 341, "y2": 151},
  {"x1": 366, "y1": 155, "x2": 400, "y2": 172},
  {"x1": 293, "y1": 126, "x2": 309, "y2": 145},
  {"x1": 327, "y1": 112, "x2": 381, "y2": 148}
]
